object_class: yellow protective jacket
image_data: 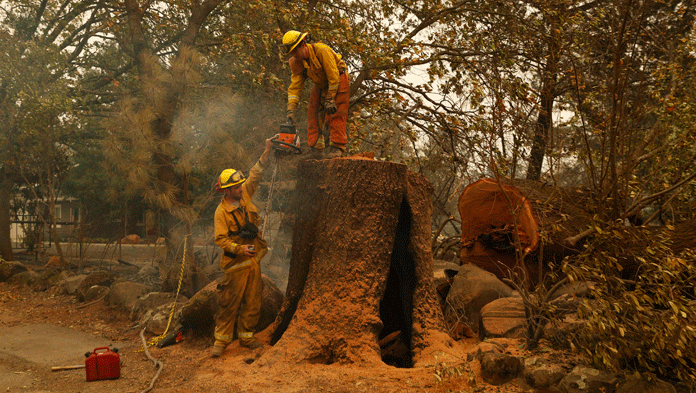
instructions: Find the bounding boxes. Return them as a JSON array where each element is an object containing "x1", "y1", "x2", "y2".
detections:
[
  {"x1": 214, "y1": 159, "x2": 268, "y2": 271},
  {"x1": 287, "y1": 43, "x2": 347, "y2": 112}
]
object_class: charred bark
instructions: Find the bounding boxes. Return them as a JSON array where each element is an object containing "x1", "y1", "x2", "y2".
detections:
[{"x1": 260, "y1": 158, "x2": 453, "y2": 368}]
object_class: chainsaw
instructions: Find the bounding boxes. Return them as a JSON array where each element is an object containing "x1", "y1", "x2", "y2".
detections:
[
  {"x1": 262, "y1": 121, "x2": 301, "y2": 238},
  {"x1": 272, "y1": 121, "x2": 301, "y2": 154}
]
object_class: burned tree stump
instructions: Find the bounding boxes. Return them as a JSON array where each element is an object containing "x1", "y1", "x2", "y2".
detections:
[
  {"x1": 259, "y1": 158, "x2": 455, "y2": 368},
  {"x1": 458, "y1": 178, "x2": 593, "y2": 287}
]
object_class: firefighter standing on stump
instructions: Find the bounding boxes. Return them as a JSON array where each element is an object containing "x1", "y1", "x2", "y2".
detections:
[
  {"x1": 282, "y1": 30, "x2": 350, "y2": 158},
  {"x1": 210, "y1": 137, "x2": 274, "y2": 357}
]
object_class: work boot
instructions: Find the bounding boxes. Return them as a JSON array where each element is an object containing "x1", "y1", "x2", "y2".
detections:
[
  {"x1": 301, "y1": 147, "x2": 324, "y2": 160},
  {"x1": 325, "y1": 145, "x2": 345, "y2": 159},
  {"x1": 241, "y1": 339, "x2": 263, "y2": 350},
  {"x1": 210, "y1": 344, "x2": 225, "y2": 358}
]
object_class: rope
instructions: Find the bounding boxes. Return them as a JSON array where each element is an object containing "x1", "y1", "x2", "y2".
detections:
[{"x1": 139, "y1": 235, "x2": 188, "y2": 350}]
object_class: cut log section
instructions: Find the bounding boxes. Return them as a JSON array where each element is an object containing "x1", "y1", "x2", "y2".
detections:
[
  {"x1": 259, "y1": 157, "x2": 456, "y2": 368},
  {"x1": 458, "y1": 178, "x2": 593, "y2": 287}
]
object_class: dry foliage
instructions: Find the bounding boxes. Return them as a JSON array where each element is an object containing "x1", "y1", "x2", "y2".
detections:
[{"x1": 564, "y1": 224, "x2": 696, "y2": 384}]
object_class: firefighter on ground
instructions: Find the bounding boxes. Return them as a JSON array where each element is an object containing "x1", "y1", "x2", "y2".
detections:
[
  {"x1": 210, "y1": 136, "x2": 275, "y2": 357},
  {"x1": 282, "y1": 30, "x2": 350, "y2": 158}
]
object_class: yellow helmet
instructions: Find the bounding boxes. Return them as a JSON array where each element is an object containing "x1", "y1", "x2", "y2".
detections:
[
  {"x1": 215, "y1": 169, "x2": 246, "y2": 191},
  {"x1": 282, "y1": 30, "x2": 308, "y2": 54}
]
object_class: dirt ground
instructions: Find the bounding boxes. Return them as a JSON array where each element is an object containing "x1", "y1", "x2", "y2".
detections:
[{"x1": 0, "y1": 279, "x2": 585, "y2": 393}]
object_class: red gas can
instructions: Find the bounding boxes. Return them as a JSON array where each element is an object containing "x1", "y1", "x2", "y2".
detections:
[{"x1": 84, "y1": 347, "x2": 120, "y2": 381}]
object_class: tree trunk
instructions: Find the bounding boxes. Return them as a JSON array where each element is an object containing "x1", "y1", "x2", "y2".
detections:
[
  {"x1": 0, "y1": 167, "x2": 13, "y2": 261},
  {"x1": 526, "y1": 16, "x2": 559, "y2": 181},
  {"x1": 46, "y1": 171, "x2": 65, "y2": 264},
  {"x1": 458, "y1": 178, "x2": 593, "y2": 287},
  {"x1": 123, "y1": 0, "x2": 224, "y2": 294},
  {"x1": 259, "y1": 158, "x2": 455, "y2": 368}
]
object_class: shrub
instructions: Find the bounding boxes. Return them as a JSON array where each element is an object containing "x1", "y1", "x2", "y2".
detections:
[{"x1": 564, "y1": 223, "x2": 696, "y2": 384}]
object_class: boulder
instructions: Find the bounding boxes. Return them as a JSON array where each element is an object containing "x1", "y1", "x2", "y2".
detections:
[
  {"x1": 0, "y1": 260, "x2": 28, "y2": 282},
  {"x1": 138, "y1": 265, "x2": 159, "y2": 280},
  {"x1": 8, "y1": 270, "x2": 39, "y2": 286},
  {"x1": 552, "y1": 281, "x2": 596, "y2": 300},
  {"x1": 559, "y1": 365, "x2": 619, "y2": 393},
  {"x1": 445, "y1": 264, "x2": 513, "y2": 331},
  {"x1": 131, "y1": 292, "x2": 190, "y2": 321},
  {"x1": 139, "y1": 302, "x2": 187, "y2": 335},
  {"x1": 470, "y1": 340, "x2": 506, "y2": 358},
  {"x1": 76, "y1": 272, "x2": 115, "y2": 301},
  {"x1": 84, "y1": 285, "x2": 110, "y2": 302},
  {"x1": 523, "y1": 357, "x2": 566, "y2": 391},
  {"x1": 479, "y1": 297, "x2": 526, "y2": 339},
  {"x1": 545, "y1": 312, "x2": 585, "y2": 348},
  {"x1": 34, "y1": 270, "x2": 69, "y2": 292},
  {"x1": 105, "y1": 281, "x2": 152, "y2": 313},
  {"x1": 433, "y1": 259, "x2": 460, "y2": 280},
  {"x1": 615, "y1": 378, "x2": 677, "y2": 393},
  {"x1": 480, "y1": 351, "x2": 523, "y2": 385},
  {"x1": 51, "y1": 275, "x2": 88, "y2": 296}
]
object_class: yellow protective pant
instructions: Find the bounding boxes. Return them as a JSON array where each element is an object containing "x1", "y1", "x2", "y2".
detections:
[{"x1": 214, "y1": 258, "x2": 262, "y2": 347}]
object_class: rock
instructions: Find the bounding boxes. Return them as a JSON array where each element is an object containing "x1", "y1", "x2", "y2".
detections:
[
  {"x1": 0, "y1": 260, "x2": 28, "y2": 282},
  {"x1": 479, "y1": 297, "x2": 526, "y2": 339},
  {"x1": 34, "y1": 270, "x2": 69, "y2": 292},
  {"x1": 139, "y1": 302, "x2": 187, "y2": 335},
  {"x1": 84, "y1": 285, "x2": 109, "y2": 302},
  {"x1": 8, "y1": 270, "x2": 39, "y2": 286},
  {"x1": 615, "y1": 378, "x2": 677, "y2": 393},
  {"x1": 552, "y1": 281, "x2": 595, "y2": 300},
  {"x1": 470, "y1": 340, "x2": 506, "y2": 358},
  {"x1": 559, "y1": 365, "x2": 619, "y2": 393},
  {"x1": 131, "y1": 292, "x2": 190, "y2": 321},
  {"x1": 76, "y1": 272, "x2": 115, "y2": 301},
  {"x1": 445, "y1": 264, "x2": 513, "y2": 331},
  {"x1": 550, "y1": 292, "x2": 583, "y2": 314},
  {"x1": 51, "y1": 275, "x2": 88, "y2": 295},
  {"x1": 433, "y1": 260, "x2": 460, "y2": 280},
  {"x1": 545, "y1": 313, "x2": 585, "y2": 347},
  {"x1": 138, "y1": 265, "x2": 159, "y2": 279},
  {"x1": 105, "y1": 281, "x2": 152, "y2": 313},
  {"x1": 523, "y1": 357, "x2": 566, "y2": 390},
  {"x1": 480, "y1": 351, "x2": 523, "y2": 385}
]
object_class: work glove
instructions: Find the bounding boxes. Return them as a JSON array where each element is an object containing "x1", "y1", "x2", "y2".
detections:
[
  {"x1": 287, "y1": 110, "x2": 297, "y2": 125},
  {"x1": 323, "y1": 98, "x2": 337, "y2": 115}
]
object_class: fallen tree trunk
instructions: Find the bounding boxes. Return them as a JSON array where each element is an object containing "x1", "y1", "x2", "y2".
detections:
[
  {"x1": 458, "y1": 178, "x2": 593, "y2": 287},
  {"x1": 458, "y1": 178, "x2": 696, "y2": 286},
  {"x1": 259, "y1": 158, "x2": 455, "y2": 368}
]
